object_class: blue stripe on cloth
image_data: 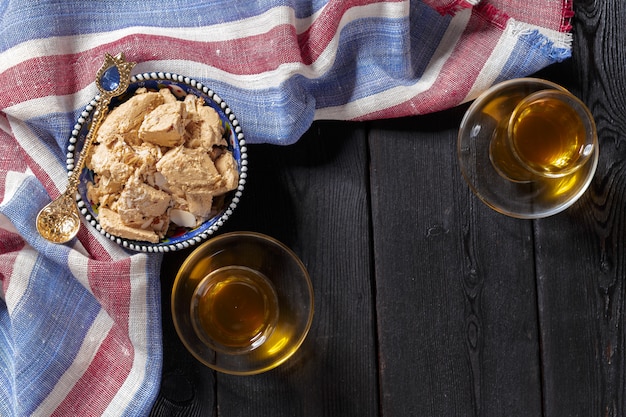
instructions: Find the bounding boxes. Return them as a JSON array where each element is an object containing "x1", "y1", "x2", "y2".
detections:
[
  {"x1": 292, "y1": 0, "x2": 329, "y2": 18},
  {"x1": 308, "y1": 3, "x2": 448, "y2": 109},
  {"x1": 199, "y1": 75, "x2": 316, "y2": 145},
  {"x1": 493, "y1": 29, "x2": 572, "y2": 84},
  {"x1": 310, "y1": 16, "x2": 413, "y2": 108},
  {"x1": 0, "y1": 304, "x2": 16, "y2": 417},
  {"x1": 408, "y1": 2, "x2": 450, "y2": 78}
]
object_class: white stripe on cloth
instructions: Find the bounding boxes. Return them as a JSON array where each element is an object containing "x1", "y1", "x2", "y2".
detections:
[
  {"x1": 32, "y1": 309, "x2": 114, "y2": 416},
  {"x1": 1, "y1": 169, "x2": 36, "y2": 214}
]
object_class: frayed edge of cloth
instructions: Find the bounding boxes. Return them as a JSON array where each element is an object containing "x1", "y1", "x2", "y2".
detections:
[
  {"x1": 522, "y1": 28, "x2": 573, "y2": 62},
  {"x1": 507, "y1": 18, "x2": 573, "y2": 61}
]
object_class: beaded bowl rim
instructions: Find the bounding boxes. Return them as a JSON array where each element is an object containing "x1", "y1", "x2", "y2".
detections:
[{"x1": 66, "y1": 72, "x2": 248, "y2": 253}]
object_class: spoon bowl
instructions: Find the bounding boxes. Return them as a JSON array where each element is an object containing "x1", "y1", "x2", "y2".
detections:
[{"x1": 36, "y1": 193, "x2": 81, "y2": 243}]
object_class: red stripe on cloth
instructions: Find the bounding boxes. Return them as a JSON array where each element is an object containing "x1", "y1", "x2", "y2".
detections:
[
  {"x1": 560, "y1": 0, "x2": 574, "y2": 32},
  {"x1": 297, "y1": 0, "x2": 404, "y2": 65},
  {"x1": 51, "y1": 326, "x2": 134, "y2": 417},
  {"x1": 0, "y1": 130, "x2": 28, "y2": 293},
  {"x1": 356, "y1": 5, "x2": 502, "y2": 119},
  {"x1": 1, "y1": 27, "x2": 302, "y2": 108},
  {"x1": 88, "y1": 258, "x2": 132, "y2": 332},
  {"x1": 0, "y1": 54, "x2": 97, "y2": 109},
  {"x1": 0, "y1": 131, "x2": 28, "y2": 198},
  {"x1": 474, "y1": 2, "x2": 509, "y2": 29},
  {"x1": 486, "y1": 0, "x2": 566, "y2": 31},
  {"x1": 422, "y1": 0, "x2": 477, "y2": 16}
]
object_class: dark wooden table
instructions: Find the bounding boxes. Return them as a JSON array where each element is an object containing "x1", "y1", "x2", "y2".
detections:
[{"x1": 151, "y1": 1, "x2": 626, "y2": 416}]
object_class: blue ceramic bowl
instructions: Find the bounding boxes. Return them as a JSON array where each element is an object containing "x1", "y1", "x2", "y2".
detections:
[{"x1": 66, "y1": 72, "x2": 247, "y2": 252}]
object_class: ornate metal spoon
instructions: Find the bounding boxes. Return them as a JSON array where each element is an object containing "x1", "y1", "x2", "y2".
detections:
[{"x1": 36, "y1": 52, "x2": 135, "y2": 243}]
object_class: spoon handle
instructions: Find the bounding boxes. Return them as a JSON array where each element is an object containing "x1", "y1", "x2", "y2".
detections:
[
  {"x1": 65, "y1": 53, "x2": 135, "y2": 194},
  {"x1": 65, "y1": 96, "x2": 111, "y2": 193}
]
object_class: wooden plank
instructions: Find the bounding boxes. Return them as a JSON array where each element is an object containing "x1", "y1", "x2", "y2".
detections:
[
  {"x1": 369, "y1": 110, "x2": 543, "y2": 416},
  {"x1": 155, "y1": 121, "x2": 379, "y2": 416},
  {"x1": 151, "y1": 244, "x2": 217, "y2": 416},
  {"x1": 535, "y1": 1, "x2": 626, "y2": 416}
]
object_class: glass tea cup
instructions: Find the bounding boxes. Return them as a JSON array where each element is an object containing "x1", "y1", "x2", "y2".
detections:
[
  {"x1": 489, "y1": 89, "x2": 597, "y2": 183},
  {"x1": 171, "y1": 231, "x2": 314, "y2": 375},
  {"x1": 458, "y1": 78, "x2": 599, "y2": 219}
]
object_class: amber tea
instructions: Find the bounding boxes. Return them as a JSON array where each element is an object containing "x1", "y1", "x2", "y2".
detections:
[
  {"x1": 191, "y1": 265, "x2": 279, "y2": 353},
  {"x1": 510, "y1": 94, "x2": 587, "y2": 176},
  {"x1": 489, "y1": 89, "x2": 595, "y2": 181}
]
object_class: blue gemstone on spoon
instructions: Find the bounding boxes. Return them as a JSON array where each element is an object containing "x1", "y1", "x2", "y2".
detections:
[{"x1": 100, "y1": 66, "x2": 120, "y2": 91}]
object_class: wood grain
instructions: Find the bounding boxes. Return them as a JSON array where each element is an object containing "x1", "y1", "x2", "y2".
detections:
[
  {"x1": 369, "y1": 111, "x2": 542, "y2": 417},
  {"x1": 535, "y1": 1, "x2": 626, "y2": 416}
]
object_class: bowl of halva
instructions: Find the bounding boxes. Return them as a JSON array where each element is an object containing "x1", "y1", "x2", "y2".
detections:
[{"x1": 68, "y1": 72, "x2": 246, "y2": 252}]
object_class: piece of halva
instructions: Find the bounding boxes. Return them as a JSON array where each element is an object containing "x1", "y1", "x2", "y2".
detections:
[
  {"x1": 138, "y1": 101, "x2": 187, "y2": 147},
  {"x1": 98, "y1": 207, "x2": 162, "y2": 243},
  {"x1": 96, "y1": 91, "x2": 164, "y2": 146}
]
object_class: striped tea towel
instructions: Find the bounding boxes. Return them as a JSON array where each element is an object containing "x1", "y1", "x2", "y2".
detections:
[{"x1": 0, "y1": 0, "x2": 572, "y2": 415}]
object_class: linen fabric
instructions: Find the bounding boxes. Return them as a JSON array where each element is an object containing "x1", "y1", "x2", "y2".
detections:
[{"x1": 0, "y1": 0, "x2": 572, "y2": 415}]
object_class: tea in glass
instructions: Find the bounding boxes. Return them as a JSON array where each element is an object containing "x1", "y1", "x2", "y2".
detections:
[
  {"x1": 191, "y1": 265, "x2": 279, "y2": 354},
  {"x1": 490, "y1": 89, "x2": 596, "y2": 181}
]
